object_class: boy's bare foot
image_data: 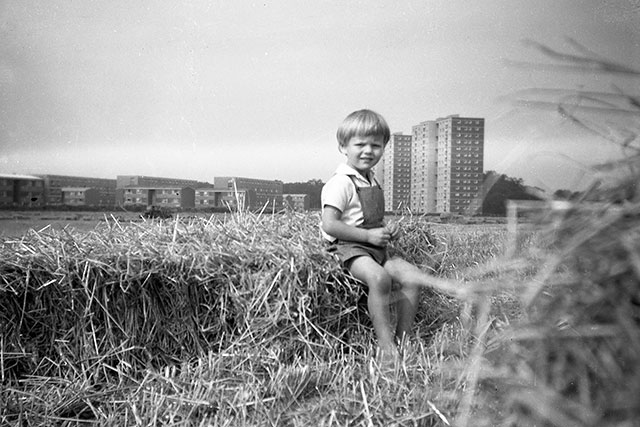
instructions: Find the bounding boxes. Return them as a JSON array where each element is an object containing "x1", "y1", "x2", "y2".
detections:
[{"x1": 373, "y1": 345, "x2": 400, "y2": 376}]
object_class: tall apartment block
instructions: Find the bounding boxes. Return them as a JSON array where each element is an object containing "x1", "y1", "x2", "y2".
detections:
[
  {"x1": 380, "y1": 133, "x2": 412, "y2": 212},
  {"x1": 381, "y1": 114, "x2": 485, "y2": 214},
  {"x1": 410, "y1": 121, "x2": 438, "y2": 213},
  {"x1": 435, "y1": 115, "x2": 484, "y2": 214}
]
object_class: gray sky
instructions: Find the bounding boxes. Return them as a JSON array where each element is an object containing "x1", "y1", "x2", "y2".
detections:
[{"x1": 1, "y1": 1, "x2": 639, "y2": 191}]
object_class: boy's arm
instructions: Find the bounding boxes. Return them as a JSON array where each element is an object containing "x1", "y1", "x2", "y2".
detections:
[{"x1": 322, "y1": 205, "x2": 392, "y2": 247}]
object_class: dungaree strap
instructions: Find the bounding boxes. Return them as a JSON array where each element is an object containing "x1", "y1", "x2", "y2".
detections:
[{"x1": 348, "y1": 175, "x2": 385, "y2": 229}]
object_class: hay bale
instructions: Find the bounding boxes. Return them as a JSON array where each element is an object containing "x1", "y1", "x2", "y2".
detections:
[{"x1": 0, "y1": 211, "x2": 447, "y2": 383}]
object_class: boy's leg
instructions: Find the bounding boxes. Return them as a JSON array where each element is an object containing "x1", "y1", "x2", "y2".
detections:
[
  {"x1": 383, "y1": 257, "x2": 425, "y2": 341},
  {"x1": 348, "y1": 256, "x2": 396, "y2": 352}
]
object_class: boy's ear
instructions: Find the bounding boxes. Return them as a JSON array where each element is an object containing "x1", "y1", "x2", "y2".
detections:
[{"x1": 338, "y1": 144, "x2": 347, "y2": 155}]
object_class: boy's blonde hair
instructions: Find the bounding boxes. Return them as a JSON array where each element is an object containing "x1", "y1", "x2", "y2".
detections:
[{"x1": 336, "y1": 109, "x2": 391, "y2": 147}]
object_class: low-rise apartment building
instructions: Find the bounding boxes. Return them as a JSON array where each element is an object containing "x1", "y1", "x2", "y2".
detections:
[
  {"x1": 2, "y1": 173, "x2": 288, "y2": 211},
  {"x1": 117, "y1": 186, "x2": 196, "y2": 208},
  {"x1": 195, "y1": 187, "x2": 250, "y2": 211},
  {"x1": 0, "y1": 174, "x2": 45, "y2": 207},
  {"x1": 214, "y1": 177, "x2": 282, "y2": 211},
  {"x1": 61, "y1": 187, "x2": 100, "y2": 206},
  {"x1": 37, "y1": 174, "x2": 116, "y2": 207},
  {"x1": 283, "y1": 194, "x2": 309, "y2": 211},
  {"x1": 116, "y1": 175, "x2": 209, "y2": 209}
]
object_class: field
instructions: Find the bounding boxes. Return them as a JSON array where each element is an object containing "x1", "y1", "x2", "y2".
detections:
[
  {"x1": 0, "y1": 211, "x2": 144, "y2": 238},
  {"x1": 1, "y1": 204, "x2": 638, "y2": 426}
]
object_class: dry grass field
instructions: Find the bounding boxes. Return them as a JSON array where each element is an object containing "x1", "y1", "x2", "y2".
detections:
[
  {"x1": 0, "y1": 210, "x2": 512, "y2": 425},
  {"x1": 2, "y1": 192, "x2": 636, "y2": 426},
  {"x1": 0, "y1": 211, "x2": 143, "y2": 238}
]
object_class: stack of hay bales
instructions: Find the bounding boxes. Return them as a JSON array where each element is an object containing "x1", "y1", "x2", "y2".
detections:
[{"x1": 0, "y1": 211, "x2": 446, "y2": 383}]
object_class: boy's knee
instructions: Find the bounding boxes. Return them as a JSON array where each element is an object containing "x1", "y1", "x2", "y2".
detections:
[
  {"x1": 367, "y1": 271, "x2": 393, "y2": 293},
  {"x1": 396, "y1": 277, "x2": 420, "y2": 295},
  {"x1": 406, "y1": 278, "x2": 421, "y2": 290}
]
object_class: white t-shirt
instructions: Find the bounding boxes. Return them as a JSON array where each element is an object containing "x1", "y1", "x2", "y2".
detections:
[{"x1": 321, "y1": 163, "x2": 379, "y2": 242}]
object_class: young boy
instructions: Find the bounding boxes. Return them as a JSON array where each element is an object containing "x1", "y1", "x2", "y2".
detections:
[{"x1": 321, "y1": 109, "x2": 436, "y2": 354}]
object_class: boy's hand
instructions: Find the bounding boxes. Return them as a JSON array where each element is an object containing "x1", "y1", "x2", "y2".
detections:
[
  {"x1": 366, "y1": 227, "x2": 392, "y2": 247},
  {"x1": 385, "y1": 222, "x2": 402, "y2": 240}
]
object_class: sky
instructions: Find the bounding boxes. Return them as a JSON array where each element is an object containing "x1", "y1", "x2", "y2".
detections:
[{"x1": 1, "y1": 1, "x2": 639, "y2": 192}]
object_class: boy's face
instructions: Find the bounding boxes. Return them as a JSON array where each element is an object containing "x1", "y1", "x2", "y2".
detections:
[{"x1": 339, "y1": 134, "x2": 385, "y2": 175}]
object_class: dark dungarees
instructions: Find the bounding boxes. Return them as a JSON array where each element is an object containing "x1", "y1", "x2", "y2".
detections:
[{"x1": 327, "y1": 175, "x2": 388, "y2": 267}]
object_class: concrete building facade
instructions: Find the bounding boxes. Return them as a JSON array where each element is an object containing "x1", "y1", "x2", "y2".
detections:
[
  {"x1": 283, "y1": 194, "x2": 310, "y2": 212},
  {"x1": 117, "y1": 186, "x2": 196, "y2": 208},
  {"x1": 116, "y1": 176, "x2": 212, "y2": 209},
  {"x1": 381, "y1": 133, "x2": 412, "y2": 212},
  {"x1": 195, "y1": 187, "x2": 220, "y2": 208},
  {"x1": 61, "y1": 187, "x2": 100, "y2": 206},
  {"x1": 213, "y1": 189, "x2": 251, "y2": 211},
  {"x1": 380, "y1": 114, "x2": 485, "y2": 215},
  {"x1": 0, "y1": 173, "x2": 287, "y2": 212},
  {"x1": 214, "y1": 177, "x2": 283, "y2": 211},
  {"x1": 410, "y1": 121, "x2": 438, "y2": 213},
  {"x1": 37, "y1": 174, "x2": 116, "y2": 207},
  {"x1": 435, "y1": 115, "x2": 484, "y2": 214},
  {"x1": 116, "y1": 175, "x2": 206, "y2": 189},
  {"x1": 0, "y1": 174, "x2": 45, "y2": 207}
]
